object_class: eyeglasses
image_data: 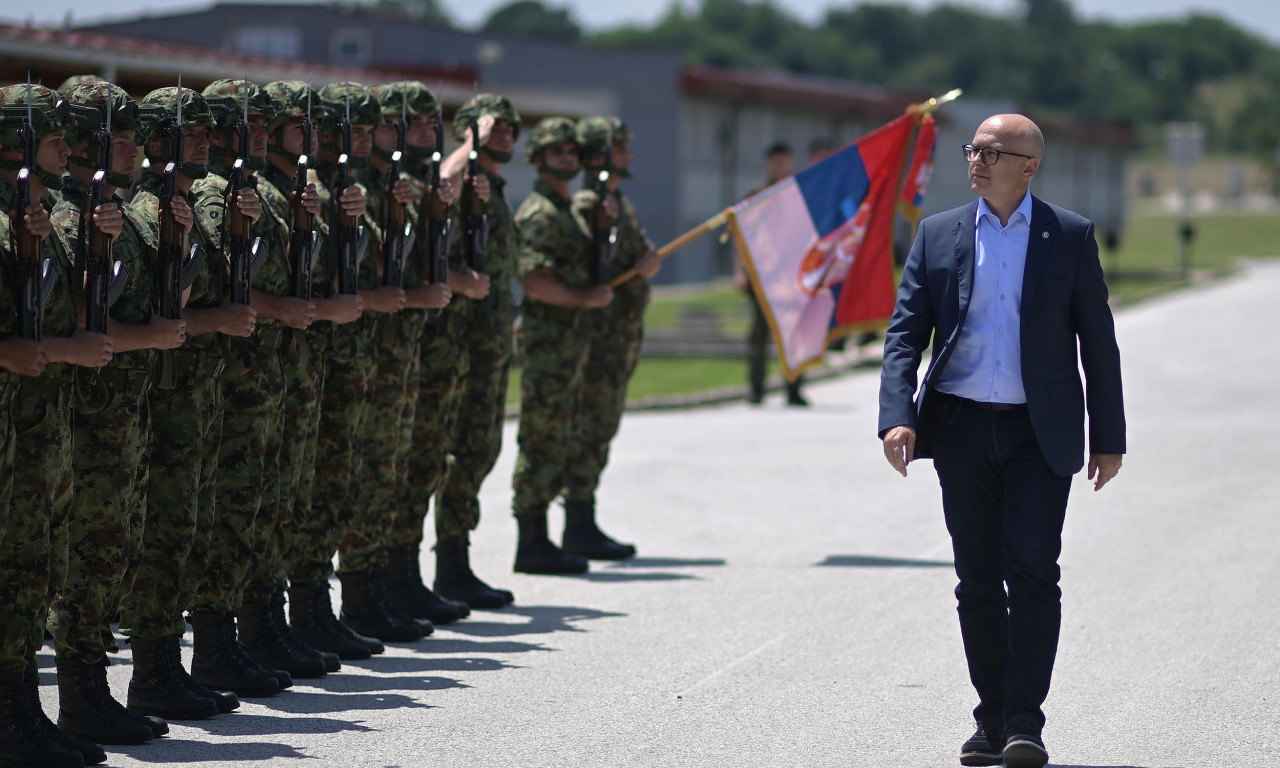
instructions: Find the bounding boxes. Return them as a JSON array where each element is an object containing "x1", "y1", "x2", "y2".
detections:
[{"x1": 962, "y1": 144, "x2": 1034, "y2": 166}]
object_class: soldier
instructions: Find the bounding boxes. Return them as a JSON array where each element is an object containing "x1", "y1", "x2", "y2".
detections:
[
  {"x1": 0, "y1": 82, "x2": 115, "y2": 768},
  {"x1": 417, "y1": 92, "x2": 521, "y2": 608},
  {"x1": 302, "y1": 81, "x2": 423, "y2": 645},
  {"x1": 47, "y1": 80, "x2": 189, "y2": 748},
  {"x1": 563, "y1": 116, "x2": 662, "y2": 560},
  {"x1": 355, "y1": 81, "x2": 463, "y2": 626},
  {"x1": 257, "y1": 80, "x2": 375, "y2": 663},
  {"x1": 118, "y1": 84, "x2": 267, "y2": 710},
  {"x1": 509, "y1": 116, "x2": 616, "y2": 575}
]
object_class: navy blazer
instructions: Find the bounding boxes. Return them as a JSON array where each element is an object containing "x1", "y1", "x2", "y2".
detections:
[{"x1": 877, "y1": 196, "x2": 1126, "y2": 477}]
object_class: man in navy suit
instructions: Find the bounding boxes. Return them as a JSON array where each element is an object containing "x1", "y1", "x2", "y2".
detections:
[{"x1": 878, "y1": 114, "x2": 1125, "y2": 768}]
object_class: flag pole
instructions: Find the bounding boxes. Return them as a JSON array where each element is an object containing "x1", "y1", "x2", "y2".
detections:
[
  {"x1": 907, "y1": 88, "x2": 961, "y2": 117},
  {"x1": 610, "y1": 208, "x2": 730, "y2": 287}
]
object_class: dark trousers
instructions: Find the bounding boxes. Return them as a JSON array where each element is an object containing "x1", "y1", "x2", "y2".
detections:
[
  {"x1": 929, "y1": 393, "x2": 1072, "y2": 735},
  {"x1": 746, "y1": 287, "x2": 802, "y2": 400}
]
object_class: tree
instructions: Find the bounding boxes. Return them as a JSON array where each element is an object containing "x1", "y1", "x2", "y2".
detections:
[{"x1": 482, "y1": 0, "x2": 582, "y2": 42}]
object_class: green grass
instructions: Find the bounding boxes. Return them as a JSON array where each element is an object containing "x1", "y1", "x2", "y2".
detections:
[{"x1": 506, "y1": 356, "x2": 756, "y2": 407}]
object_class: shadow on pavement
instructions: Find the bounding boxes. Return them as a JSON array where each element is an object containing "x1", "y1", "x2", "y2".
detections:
[
  {"x1": 605, "y1": 556, "x2": 727, "y2": 568},
  {"x1": 323, "y1": 656, "x2": 511, "y2": 675},
  {"x1": 442, "y1": 605, "x2": 626, "y2": 638},
  {"x1": 409, "y1": 636, "x2": 551, "y2": 654},
  {"x1": 577, "y1": 570, "x2": 696, "y2": 583},
  {"x1": 816, "y1": 554, "x2": 954, "y2": 568},
  {"x1": 300, "y1": 673, "x2": 467, "y2": 694},
  {"x1": 114, "y1": 738, "x2": 312, "y2": 762},
  {"x1": 178, "y1": 713, "x2": 377, "y2": 736},
  {"x1": 246, "y1": 690, "x2": 434, "y2": 714}
]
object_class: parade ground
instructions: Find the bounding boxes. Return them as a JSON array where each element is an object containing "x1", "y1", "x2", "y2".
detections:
[{"x1": 42, "y1": 261, "x2": 1280, "y2": 768}]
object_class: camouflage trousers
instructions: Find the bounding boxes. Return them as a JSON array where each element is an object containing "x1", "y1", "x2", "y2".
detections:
[
  {"x1": 291, "y1": 318, "x2": 376, "y2": 584},
  {"x1": 565, "y1": 294, "x2": 646, "y2": 501},
  {"x1": 119, "y1": 356, "x2": 223, "y2": 641},
  {"x1": 394, "y1": 311, "x2": 467, "y2": 547},
  {"x1": 274, "y1": 329, "x2": 327, "y2": 592},
  {"x1": 0, "y1": 378, "x2": 73, "y2": 672},
  {"x1": 435, "y1": 294, "x2": 513, "y2": 540},
  {"x1": 48, "y1": 381, "x2": 151, "y2": 664},
  {"x1": 512, "y1": 308, "x2": 592, "y2": 517},
  {"x1": 192, "y1": 335, "x2": 286, "y2": 613},
  {"x1": 339, "y1": 311, "x2": 425, "y2": 573}
]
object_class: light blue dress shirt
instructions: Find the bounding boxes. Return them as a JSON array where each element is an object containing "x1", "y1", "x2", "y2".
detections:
[{"x1": 934, "y1": 191, "x2": 1033, "y2": 404}]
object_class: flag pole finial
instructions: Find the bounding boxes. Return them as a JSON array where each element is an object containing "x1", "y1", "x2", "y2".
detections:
[{"x1": 908, "y1": 88, "x2": 962, "y2": 117}]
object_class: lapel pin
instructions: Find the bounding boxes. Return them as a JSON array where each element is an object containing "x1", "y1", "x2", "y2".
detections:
[{"x1": 1042, "y1": 231, "x2": 1049, "y2": 239}]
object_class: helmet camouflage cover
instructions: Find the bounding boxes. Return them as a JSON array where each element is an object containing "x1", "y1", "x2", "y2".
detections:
[
  {"x1": 0, "y1": 83, "x2": 70, "y2": 151},
  {"x1": 452, "y1": 93, "x2": 521, "y2": 143},
  {"x1": 576, "y1": 116, "x2": 631, "y2": 162},
  {"x1": 202, "y1": 78, "x2": 275, "y2": 131},
  {"x1": 135, "y1": 86, "x2": 215, "y2": 148},
  {"x1": 317, "y1": 81, "x2": 381, "y2": 129},
  {"x1": 57, "y1": 74, "x2": 104, "y2": 94},
  {"x1": 523, "y1": 116, "x2": 577, "y2": 164},
  {"x1": 371, "y1": 81, "x2": 439, "y2": 121},
  {"x1": 62, "y1": 80, "x2": 142, "y2": 147},
  {"x1": 264, "y1": 80, "x2": 321, "y2": 133}
]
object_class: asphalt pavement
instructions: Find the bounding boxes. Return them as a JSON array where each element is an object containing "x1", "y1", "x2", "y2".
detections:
[{"x1": 47, "y1": 261, "x2": 1280, "y2": 767}]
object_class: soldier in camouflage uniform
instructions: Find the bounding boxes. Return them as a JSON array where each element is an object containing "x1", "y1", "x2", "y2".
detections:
[
  {"x1": 0, "y1": 82, "x2": 116, "y2": 768},
  {"x1": 509, "y1": 116, "x2": 616, "y2": 575},
  {"x1": 195, "y1": 78, "x2": 333, "y2": 682},
  {"x1": 304, "y1": 81, "x2": 425, "y2": 645},
  {"x1": 257, "y1": 81, "x2": 376, "y2": 663},
  {"x1": 48, "y1": 80, "x2": 190, "y2": 747},
  {"x1": 354, "y1": 81, "x2": 465, "y2": 626},
  {"x1": 413, "y1": 93, "x2": 522, "y2": 608},
  {"x1": 561, "y1": 116, "x2": 663, "y2": 561},
  {"x1": 119, "y1": 85, "x2": 271, "y2": 708}
]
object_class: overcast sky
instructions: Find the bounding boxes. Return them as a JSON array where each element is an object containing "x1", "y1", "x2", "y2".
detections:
[{"x1": 4, "y1": 0, "x2": 1279, "y2": 45}]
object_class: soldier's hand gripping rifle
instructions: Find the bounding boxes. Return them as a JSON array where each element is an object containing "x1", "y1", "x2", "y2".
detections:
[
  {"x1": 155, "y1": 79, "x2": 207, "y2": 389},
  {"x1": 589, "y1": 126, "x2": 619, "y2": 286},
  {"x1": 290, "y1": 89, "x2": 319, "y2": 302},
  {"x1": 328, "y1": 87, "x2": 369, "y2": 360},
  {"x1": 11, "y1": 75, "x2": 57, "y2": 343},
  {"x1": 226, "y1": 81, "x2": 263, "y2": 307},
  {"x1": 381, "y1": 88, "x2": 413, "y2": 288},
  {"x1": 416, "y1": 105, "x2": 452, "y2": 322},
  {"x1": 461, "y1": 113, "x2": 489, "y2": 276}
]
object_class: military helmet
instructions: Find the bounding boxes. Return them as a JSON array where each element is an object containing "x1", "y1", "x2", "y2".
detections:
[
  {"x1": 202, "y1": 78, "x2": 275, "y2": 132},
  {"x1": 524, "y1": 116, "x2": 578, "y2": 164},
  {"x1": 317, "y1": 81, "x2": 381, "y2": 128},
  {"x1": 264, "y1": 80, "x2": 321, "y2": 133},
  {"x1": 0, "y1": 83, "x2": 70, "y2": 151},
  {"x1": 135, "y1": 86, "x2": 215, "y2": 147},
  {"x1": 62, "y1": 81, "x2": 142, "y2": 147},
  {"x1": 452, "y1": 93, "x2": 521, "y2": 143},
  {"x1": 371, "y1": 81, "x2": 438, "y2": 121},
  {"x1": 57, "y1": 74, "x2": 104, "y2": 94},
  {"x1": 576, "y1": 116, "x2": 631, "y2": 162}
]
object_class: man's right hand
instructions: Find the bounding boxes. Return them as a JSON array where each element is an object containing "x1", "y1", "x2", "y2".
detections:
[
  {"x1": 0, "y1": 337, "x2": 49, "y2": 377},
  {"x1": 581, "y1": 284, "x2": 613, "y2": 309},
  {"x1": 318, "y1": 294, "x2": 364, "y2": 325},
  {"x1": 452, "y1": 269, "x2": 491, "y2": 300},
  {"x1": 22, "y1": 203, "x2": 53, "y2": 239},
  {"x1": 149, "y1": 317, "x2": 188, "y2": 350},
  {"x1": 340, "y1": 185, "x2": 366, "y2": 218},
  {"x1": 220, "y1": 304, "x2": 258, "y2": 337},
  {"x1": 64, "y1": 331, "x2": 115, "y2": 368},
  {"x1": 882, "y1": 425, "x2": 916, "y2": 477}
]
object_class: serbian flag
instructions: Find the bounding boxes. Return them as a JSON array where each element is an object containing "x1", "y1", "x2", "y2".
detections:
[
  {"x1": 729, "y1": 113, "x2": 916, "y2": 380},
  {"x1": 897, "y1": 114, "x2": 938, "y2": 248}
]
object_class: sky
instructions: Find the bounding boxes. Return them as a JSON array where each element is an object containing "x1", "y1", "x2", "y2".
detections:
[{"x1": 3, "y1": 0, "x2": 1279, "y2": 45}]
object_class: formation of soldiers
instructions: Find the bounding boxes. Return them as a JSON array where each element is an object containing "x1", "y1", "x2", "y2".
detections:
[{"x1": 0, "y1": 73, "x2": 661, "y2": 767}]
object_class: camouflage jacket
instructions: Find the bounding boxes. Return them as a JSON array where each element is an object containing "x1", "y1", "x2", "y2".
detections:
[
  {"x1": 572, "y1": 186, "x2": 653, "y2": 307},
  {"x1": 51, "y1": 176, "x2": 159, "y2": 371},
  {"x1": 260, "y1": 161, "x2": 333, "y2": 299},
  {"x1": 134, "y1": 171, "x2": 226, "y2": 354},
  {"x1": 0, "y1": 178, "x2": 77, "y2": 359},
  {"x1": 193, "y1": 164, "x2": 292, "y2": 300},
  {"x1": 515, "y1": 178, "x2": 593, "y2": 319},
  {"x1": 357, "y1": 162, "x2": 424, "y2": 289},
  {"x1": 315, "y1": 157, "x2": 379, "y2": 292}
]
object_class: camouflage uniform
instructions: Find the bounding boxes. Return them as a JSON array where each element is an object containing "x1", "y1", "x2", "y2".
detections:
[
  {"x1": 566, "y1": 118, "x2": 653, "y2": 503},
  {"x1": 119, "y1": 87, "x2": 228, "y2": 642},
  {"x1": 511, "y1": 172, "x2": 597, "y2": 517},
  {"x1": 191, "y1": 78, "x2": 291, "y2": 614}
]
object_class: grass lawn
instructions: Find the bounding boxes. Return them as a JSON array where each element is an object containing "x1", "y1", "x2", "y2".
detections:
[{"x1": 506, "y1": 357, "x2": 758, "y2": 408}]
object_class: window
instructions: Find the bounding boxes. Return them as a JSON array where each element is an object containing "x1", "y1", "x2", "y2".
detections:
[
  {"x1": 330, "y1": 29, "x2": 373, "y2": 66},
  {"x1": 233, "y1": 26, "x2": 302, "y2": 59}
]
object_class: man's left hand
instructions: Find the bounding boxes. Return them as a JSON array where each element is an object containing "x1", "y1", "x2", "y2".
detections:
[{"x1": 1087, "y1": 453, "x2": 1122, "y2": 491}]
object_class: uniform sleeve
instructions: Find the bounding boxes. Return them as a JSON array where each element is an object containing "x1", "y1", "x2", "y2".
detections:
[{"x1": 515, "y1": 202, "x2": 558, "y2": 278}]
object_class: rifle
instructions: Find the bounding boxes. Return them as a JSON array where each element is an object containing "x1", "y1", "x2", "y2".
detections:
[
  {"x1": 461, "y1": 112, "x2": 489, "y2": 275},
  {"x1": 588, "y1": 126, "x2": 619, "y2": 286},
  {"x1": 381, "y1": 88, "x2": 413, "y2": 288},
  {"x1": 415, "y1": 102, "x2": 452, "y2": 322},
  {"x1": 12, "y1": 75, "x2": 55, "y2": 343},
  {"x1": 289, "y1": 86, "x2": 319, "y2": 301},
  {"x1": 328, "y1": 86, "x2": 369, "y2": 360},
  {"x1": 226, "y1": 81, "x2": 262, "y2": 306}
]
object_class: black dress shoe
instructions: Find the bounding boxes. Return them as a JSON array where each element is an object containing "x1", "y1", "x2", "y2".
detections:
[
  {"x1": 1002, "y1": 733, "x2": 1048, "y2": 768},
  {"x1": 959, "y1": 720, "x2": 1004, "y2": 766}
]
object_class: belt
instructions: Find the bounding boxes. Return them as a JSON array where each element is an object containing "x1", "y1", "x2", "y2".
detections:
[
  {"x1": 255, "y1": 325, "x2": 287, "y2": 352},
  {"x1": 99, "y1": 366, "x2": 153, "y2": 399},
  {"x1": 937, "y1": 392, "x2": 1026, "y2": 412},
  {"x1": 170, "y1": 349, "x2": 227, "y2": 383},
  {"x1": 16, "y1": 375, "x2": 71, "y2": 415}
]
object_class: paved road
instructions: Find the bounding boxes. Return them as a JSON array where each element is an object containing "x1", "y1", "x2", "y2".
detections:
[{"x1": 52, "y1": 262, "x2": 1280, "y2": 767}]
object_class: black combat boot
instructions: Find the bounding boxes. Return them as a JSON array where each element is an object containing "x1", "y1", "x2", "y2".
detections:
[
  {"x1": 23, "y1": 664, "x2": 106, "y2": 766},
  {"x1": 270, "y1": 592, "x2": 340, "y2": 673},
  {"x1": 126, "y1": 636, "x2": 219, "y2": 720},
  {"x1": 385, "y1": 545, "x2": 469, "y2": 624},
  {"x1": 514, "y1": 512, "x2": 589, "y2": 575},
  {"x1": 188, "y1": 612, "x2": 282, "y2": 698},
  {"x1": 288, "y1": 580, "x2": 382, "y2": 659},
  {"x1": 435, "y1": 534, "x2": 515, "y2": 609},
  {"x1": 236, "y1": 595, "x2": 328, "y2": 679},
  {"x1": 562, "y1": 498, "x2": 637, "y2": 561},
  {"x1": 54, "y1": 658, "x2": 156, "y2": 745},
  {"x1": 1, "y1": 669, "x2": 90, "y2": 768},
  {"x1": 337, "y1": 569, "x2": 426, "y2": 643},
  {"x1": 158, "y1": 635, "x2": 239, "y2": 714}
]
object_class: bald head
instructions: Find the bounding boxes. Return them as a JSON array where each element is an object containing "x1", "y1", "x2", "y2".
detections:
[{"x1": 979, "y1": 114, "x2": 1044, "y2": 160}]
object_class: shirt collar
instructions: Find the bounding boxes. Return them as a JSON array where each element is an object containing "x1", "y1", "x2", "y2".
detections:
[{"x1": 976, "y1": 191, "x2": 1033, "y2": 228}]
